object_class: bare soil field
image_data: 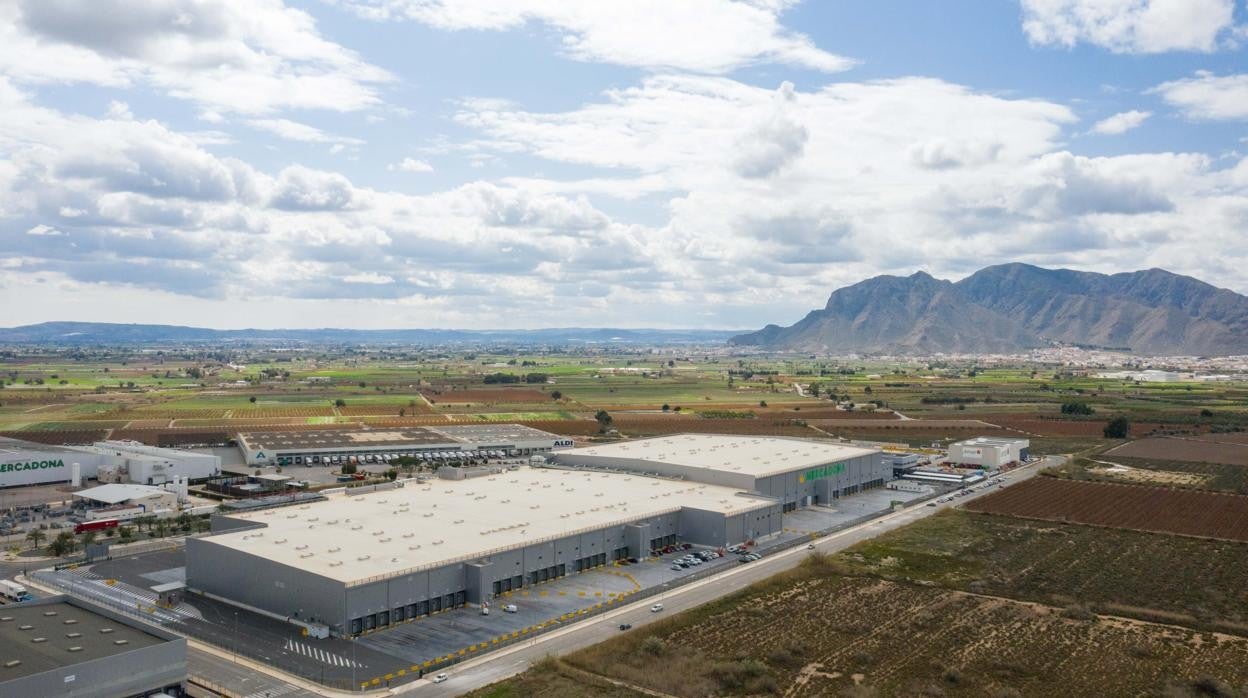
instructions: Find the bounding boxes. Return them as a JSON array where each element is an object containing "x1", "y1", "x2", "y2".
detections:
[
  {"x1": 837, "y1": 509, "x2": 1248, "y2": 634},
  {"x1": 964, "y1": 477, "x2": 1248, "y2": 542},
  {"x1": 553, "y1": 557, "x2": 1248, "y2": 698},
  {"x1": 1108, "y1": 437, "x2": 1248, "y2": 466},
  {"x1": 422, "y1": 388, "x2": 551, "y2": 403},
  {"x1": 811, "y1": 418, "x2": 996, "y2": 429},
  {"x1": 612, "y1": 416, "x2": 817, "y2": 437},
  {"x1": 1194, "y1": 432, "x2": 1248, "y2": 444}
]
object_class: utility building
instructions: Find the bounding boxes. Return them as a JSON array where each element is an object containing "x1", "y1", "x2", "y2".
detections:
[
  {"x1": 947, "y1": 437, "x2": 1030, "y2": 469},
  {"x1": 553, "y1": 434, "x2": 888, "y2": 512},
  {"x1": 187, "y1": 467, "x2": 779, "y2": 637},
  {"x1": 236, "y1": 424, "x2": 567, "y2": 466}
]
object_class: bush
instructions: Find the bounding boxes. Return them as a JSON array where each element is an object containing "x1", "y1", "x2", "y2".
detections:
[
  {"x1": 711, "y1": 659, "x2": 773, "y2": 693},
  {"x1": 1061, "y1": 402, "x2": 1095, "y2": 415},
  {"x1": 641, "y1": 636, "x2": 666, "y2": 656}
]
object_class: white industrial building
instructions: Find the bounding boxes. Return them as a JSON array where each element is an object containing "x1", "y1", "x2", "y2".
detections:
[
  {"x1": 553, "y1": 434, "x2": 888, "y2": 512},
  {"x1": 947, "y1": 437, "x2": 1030, "y2": 469},
  {"x1": 236, "y1": 424, "x2": 569, "y2": 467},
  {"x1": 0, "y1": 437, "x2": 220, "y2": 489},
  {"x1": 188, "y1": 466, "x2": 781, "y2": 636}
]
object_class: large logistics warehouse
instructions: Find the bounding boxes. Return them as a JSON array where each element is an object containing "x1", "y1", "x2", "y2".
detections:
[
  {"x1": 947, "y1": 437, "x2": 1030, "y2": 469},
  {"x1": 553, "y1": 435, "x2": 888, "y2": 512},
  {"x1": 0, "y1": 595, "x2": 187, "y2": 698},
  {"x1": 187, "y1": 467, "x2": 780, "y2": 636},
  {"x1": 236, "y1": 424, "x2": 569, "y2": 466},
  {"x1": 0, "y1": 437, "x2": 220, "y2": 488}
]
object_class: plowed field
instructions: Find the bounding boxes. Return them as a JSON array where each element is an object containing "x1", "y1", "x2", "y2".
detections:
[
  {"x1": 964, "y1": 478, "x2": 1248, "y2": 542},
  {"x1": 1108, "y1": 437, "x2": 1248, "y2": 466}
]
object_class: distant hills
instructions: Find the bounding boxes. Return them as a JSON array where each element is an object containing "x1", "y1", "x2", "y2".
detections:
[
  {"x1": 0, "y1": 322, "x2": 740, "y2": 346},
  {"x1": 731, "y1": 264, "x2": 1248, "y2": 356}
]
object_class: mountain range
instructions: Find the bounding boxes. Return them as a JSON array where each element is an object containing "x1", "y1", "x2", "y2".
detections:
[
  {"x1": 0, "y1": 323, "x2": 739, "y2": 346},
  {"x1": 730, "y1": 264, "x2": 1248, "y2": 356}
]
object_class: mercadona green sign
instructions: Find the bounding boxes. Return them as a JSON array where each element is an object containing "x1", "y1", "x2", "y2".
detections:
[
  {"x1": 0, "y1": 458, "x2": 66, "y2": 474},
  {"x1": 798, "y1": 462, "x2": 844, "y2": 483}
]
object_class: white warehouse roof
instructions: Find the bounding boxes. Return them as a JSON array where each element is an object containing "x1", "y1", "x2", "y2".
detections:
[
  {"x1": 74, "y1": 483, "x2": 172, "y2": 505},
  {"x1": 203, "y1": 466, "x2": 771, "y2": 586},
  {"x1": 562, "y1": 434, "x2": 880, "y2": 479}
]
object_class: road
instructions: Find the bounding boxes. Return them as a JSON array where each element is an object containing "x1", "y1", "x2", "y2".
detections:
[{"x1": 399, "y1": 456, "x2": 1058, "y2": 697}]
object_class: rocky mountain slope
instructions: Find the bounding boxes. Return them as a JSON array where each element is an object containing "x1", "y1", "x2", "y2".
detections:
[{"x1": 731, "y1": 264, "x2": 1248, "y2": 355}]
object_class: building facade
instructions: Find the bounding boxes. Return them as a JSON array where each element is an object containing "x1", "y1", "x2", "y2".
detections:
[
  {"x1": 187, "y1": 468, "x2": 780, "y2": 636},
  {"x1": 947, "y1": 437, "x2": 1030, "y2": 469}
]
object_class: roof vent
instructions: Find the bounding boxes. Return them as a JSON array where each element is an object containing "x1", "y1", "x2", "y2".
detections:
[
  {"x1": 31, "y1": 637, "x2": 47, "y2": 643},
  {"x1": 65, "y1": 632, "x2": 82, "y2": 638},
  {"x1": 113, "y1": 639, "x2": 129, "y2": 646},
  {"x1": 67, "y1": 646, "x2": 83, "y2": 652},
  {"x1": 4, "y1": 660, "x2": 19, "y2": 668},
  {"x1": 18, "y1": 625, "x2": 32, "y2": 630},
  {"x1": 42, "y1": 611, "x2": 57, "y2": 617},
  {"x1": 328, "y1": 546, "x2": 341, "y2": 553},
  {"x1": 99, "y1": 628, "x2": 114, "y2": 634}
]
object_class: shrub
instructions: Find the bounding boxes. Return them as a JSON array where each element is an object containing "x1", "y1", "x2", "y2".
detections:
[{"x1": 641, "y1": 636, "x2": 666, "y2": 656}]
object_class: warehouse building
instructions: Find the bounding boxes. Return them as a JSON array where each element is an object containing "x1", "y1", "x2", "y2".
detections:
[
  {"x1": 947, "y1": 437, "x2": 1030, "y2": 469},
  {"x1": 553, "y1": 435, "x2": 888, "y2": 512},
  {"x1": 187, "y1": 467, "x2": 780, "y2": 636},
  {"x1": 0, "y1": 595, "x2": 187, "y2": 698},
  {"x1": 0, "y1": 437, "x2": 220, "y2": 489},
  {"x1": 236, "y1": 424, "x2": 569, "y2": 466},
  {"x1": 92, "y1": 441, "x2": 220, "y2": 485}
]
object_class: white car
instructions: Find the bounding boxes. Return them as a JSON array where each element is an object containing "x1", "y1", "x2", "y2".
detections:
[
  {"x1": 650, "y1": 603, "x2": 664, "y2": 612},
  {"x1": 431, "y1": 673, "x2": 448, "y2": 683}
]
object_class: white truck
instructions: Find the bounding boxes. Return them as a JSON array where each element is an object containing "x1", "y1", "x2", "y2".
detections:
[{"x1": 0, "y1": 580, "x2": 32, "y2": 603}]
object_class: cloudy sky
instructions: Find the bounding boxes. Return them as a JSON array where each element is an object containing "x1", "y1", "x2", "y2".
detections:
[{"x1": 1, "y1": 0, "x2": 1247, "y2": 330}]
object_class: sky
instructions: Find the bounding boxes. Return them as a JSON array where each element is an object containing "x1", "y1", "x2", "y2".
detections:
[{"x1": 1, "y1": 0, "x2": 1247, "y2": 331}]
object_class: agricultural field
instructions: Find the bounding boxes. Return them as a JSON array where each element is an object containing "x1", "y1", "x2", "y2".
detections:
[
  {"x1": 1050, "y1": 455, "x2": 1248, "y2": 494},
  {"x1": 964, "y1": 477, "x2": 1248, "y2": 542},
  {"x1": 1107, "y1": 437, "x2": 1248, "y2": 466},
  {"x1": 836, "y1": 509, "x2": 1248, "y2": 634},
  {"x1": 2, "y1": 349, "x2": 1246, "y2": 456},
  {"x1": 480, "y1": 556, "x2": 1248, "y2": 698}
]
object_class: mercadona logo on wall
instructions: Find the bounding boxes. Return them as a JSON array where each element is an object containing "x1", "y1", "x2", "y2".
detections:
[{"x1": 0, "y1": 459, "x2": 66, "y2": 474}]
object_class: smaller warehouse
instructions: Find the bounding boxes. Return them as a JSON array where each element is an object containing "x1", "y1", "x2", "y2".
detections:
[
  {"x1": 553, "y1": 434, "x2": 888, "y2": 511},
  {"x1": 236, "y1": 424, "x2": 566, "y2": 466},
  {"x1": 947, "y1": 437, "x2": 1030, "y2": 469},
  {"x1": 0, "y1": 595, "x2": 187, "y2": 698}
]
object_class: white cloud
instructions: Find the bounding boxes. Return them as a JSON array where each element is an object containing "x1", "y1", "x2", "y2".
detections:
[
  {"x1": 339, "y1": 0, "x2": 855, "y2": 73},
  {"x1": 1153, "y1": 72, "x2": 1248, "y2": 120},
  {"x1": 26, "y1": 224, "x2": 64, "y2": 236},
  {"x1": 105, "y1": 100, "x2": 133, "y2": 120},
  {"x1": 388, "y1": 157, "x2": 434, "y2": 173},
  {"x1": 1020, "y1": 0, "x2": 1238, "y2": 53},
  {"x1": 342, "y1": 272, "x2": 394, "y2": 284},
  {"x1": 0, "y1": 0, "x2": 392, "y2": 114},
  {"x1": 246, "y1": 118, "x2": 365, "y2": 145},
  {"x1": 1090, "y1": 109, "x2": 1151, "y2": 134}
]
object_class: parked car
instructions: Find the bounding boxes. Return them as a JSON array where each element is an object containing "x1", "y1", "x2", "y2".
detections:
[
  {"x1": 806, "y1": 543, "x2": 815, "y2": 550},
  {"x1": 670, "y1": 564, "x2": 683, "y2": 571},
  {"x1": 618, "y1": 623, "x2": 632, "y2": 631},
  {"x1": 650, "y1": 603, "x2": 664, "y2": 612},
  {"x1": 432, "y1": 673, "x2": 448, "y2": 683},
  {"x1": 503, "y1": 604, "x2": 518, "y2": 613}
]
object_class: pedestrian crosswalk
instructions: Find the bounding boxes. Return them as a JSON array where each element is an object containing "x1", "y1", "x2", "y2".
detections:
[
  {"x1": 283, "y1": 638, "x2": 361, "y2": 668},
  {"x1": 242, "y1": 684, "x2": 300, "y2": 698}
]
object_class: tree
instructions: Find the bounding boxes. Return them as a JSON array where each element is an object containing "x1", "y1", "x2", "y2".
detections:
[
  {"x1": 25, "y1": 528, "x2": 45, "y2": 551},
  {"x1": 386, "y1": 468, "x2": 399, "y2": 481},
  {"x1": 809, "y1": 383, "x2": 820, "y2": 398},
  {"x1": 81, "y1": 531, "x2": 97, "y2": 548},
  {"x1": 1061, "y1": 402, "x2": 1095, "y2": 415},
  {"x1": 334, "y1": 398, "x2": 346, "y2": 408},
  {"x1": 551, "y1": 391, "x2": 563, "y2": 401},
  {"x1": 48, "y1": 531, "x2": 77, "y2": 557},
  {"x1": 1104, "y1": 416, "x2": 1131, "y2": 439},
  {"x1": 399, "y1": 408, "x2": 406, "y2": 417},
  {"x1": 661, "y1": 404, "x2": 671, "y2": 412},
  {"x1": 249, "y1": 396, "x2": 257, "y2": 404},
  {"x1": 341, "y1": 462, "x2": 358, "y2": 475},
  {"x1": 759, "y1": 400, "x2": 767, "y2": 408},
  {"x1": 595, "y1": 410, "x2": 613, "y2": 433}
]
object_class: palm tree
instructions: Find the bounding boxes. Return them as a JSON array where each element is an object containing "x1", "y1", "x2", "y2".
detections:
[
  {"x1": 82, "y1": 531, "x2": 97, "y2": 548},
  {"x1": 25, "y1": 528, "x2": 45, "y2": 551}
]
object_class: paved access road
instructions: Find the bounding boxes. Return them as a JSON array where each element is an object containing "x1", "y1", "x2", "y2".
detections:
[{"x1": 397, "y1": 457, "x2": 1058, "y2": 697}]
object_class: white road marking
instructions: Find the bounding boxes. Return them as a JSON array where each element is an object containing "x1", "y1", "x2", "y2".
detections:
[{"x1": 283, "y1": 638, "x2": 360, "y2": 668}]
